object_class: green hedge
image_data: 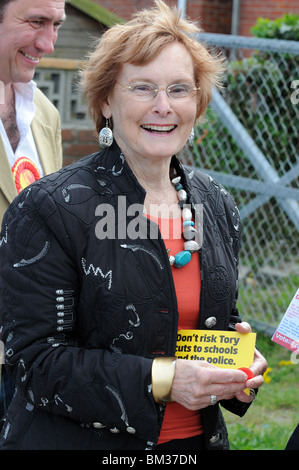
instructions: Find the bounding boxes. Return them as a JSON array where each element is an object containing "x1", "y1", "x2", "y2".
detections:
[{"x1": 250, "y1": 13, "x2": 299, "y2": 41}]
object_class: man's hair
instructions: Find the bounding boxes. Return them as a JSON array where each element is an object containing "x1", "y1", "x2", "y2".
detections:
[
  {"x1": 0, "y1": 0, "x2": 17, "y2": 23},
  {"x1": 81, "y1": 0, "x2": 225, "y2": 133}
]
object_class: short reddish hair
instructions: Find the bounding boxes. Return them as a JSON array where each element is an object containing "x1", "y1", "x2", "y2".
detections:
[{"x1": 81, "y1": 0, "x2": 225, "y2": 132}]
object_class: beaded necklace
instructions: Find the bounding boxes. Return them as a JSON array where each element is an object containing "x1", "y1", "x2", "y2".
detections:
[{"x1": 168, "y1": 168, "x2": 200, "y2": 268}]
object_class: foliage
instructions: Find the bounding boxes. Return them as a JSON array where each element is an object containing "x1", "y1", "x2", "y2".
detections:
[
  {"x1": 250, "y1": 13, "x2": 299, "y2": 41},
  {"x1": 222, "y1": 334, "x2": 299, "y2": 450},
  {"x1": 223, "y1": 51, "x2": 298, "y2": 173},
  {"x1": 238, "y1": 274, "x2": 299, "y2": 326},
  {"x1": 192, "y1": 14, "x2": 299, "y2": 176}
]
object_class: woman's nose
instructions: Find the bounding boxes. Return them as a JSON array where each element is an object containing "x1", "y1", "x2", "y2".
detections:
[{"x1": 152, "y1": 90, "x2": 173, "y2": 115}]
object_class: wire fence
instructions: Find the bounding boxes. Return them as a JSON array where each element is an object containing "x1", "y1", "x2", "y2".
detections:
[{"x1": 181, "y1": 34, "x2": 299, "y2": 334}]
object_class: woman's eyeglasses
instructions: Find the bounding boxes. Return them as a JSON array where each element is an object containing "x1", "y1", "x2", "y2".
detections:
[{"x1": 117, "y1": 81, "x2": 200, "y2": 101}]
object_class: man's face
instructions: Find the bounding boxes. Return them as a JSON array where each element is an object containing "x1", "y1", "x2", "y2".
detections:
[{"x1": 0, "y1": 0, "x2": 65, "y2": 85}]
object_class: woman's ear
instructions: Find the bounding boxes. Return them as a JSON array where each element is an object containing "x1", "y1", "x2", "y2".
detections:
[{"x1": 100, "y1": 99, "x2": 112, "y2": 120}]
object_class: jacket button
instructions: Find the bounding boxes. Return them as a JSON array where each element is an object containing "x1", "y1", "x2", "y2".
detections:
[
  {"x1": 110, "y1": 427, "x2": 120, "y2": 433},
  {"x1": 93, "y1": 422, "x2": 105, "y2": 429},
  {"x1": 126, "y1": 426, "x2": 136, "y2": 434},
  {"x1": 209, "y1": 433, "x2": 220, "y2": 443},
  {"x1": 205, "y1": 316, "x2": 217, "y2": 328}
]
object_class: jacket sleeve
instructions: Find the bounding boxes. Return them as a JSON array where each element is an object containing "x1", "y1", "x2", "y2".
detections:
[{"x1": 0, "y1": 185, "x2": 160, "y2": 442}]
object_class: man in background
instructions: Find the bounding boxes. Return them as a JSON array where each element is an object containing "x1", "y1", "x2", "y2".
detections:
[{"x1": 0, "y1": 0, "x2": 66, "y2": 427}]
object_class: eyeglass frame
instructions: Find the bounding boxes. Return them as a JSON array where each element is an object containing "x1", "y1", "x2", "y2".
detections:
[{"x1": 116, "y1": 81, "x2": 200, "y2": 101}]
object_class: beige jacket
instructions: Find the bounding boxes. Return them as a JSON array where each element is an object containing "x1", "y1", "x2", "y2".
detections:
[{"x1": 0, "y1": 87, "x2": 62, "y2": 223}]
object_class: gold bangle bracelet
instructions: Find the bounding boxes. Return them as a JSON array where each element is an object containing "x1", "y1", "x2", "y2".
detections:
[{"x1": 151, "y1": 357, "x2": 177, "y2": 403}]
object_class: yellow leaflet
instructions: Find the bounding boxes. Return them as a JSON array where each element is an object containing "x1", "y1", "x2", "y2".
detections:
[{"x1": 176, "y1": 330, "x2": 256, "y2": 395}]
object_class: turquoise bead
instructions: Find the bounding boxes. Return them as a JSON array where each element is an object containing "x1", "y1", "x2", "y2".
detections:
[
  {"x1": 183, "y1": 220, "x2": 194, "y2": 227},
  {"x1": 174, "y1": 250, "x2": 191, "y2": 268}
]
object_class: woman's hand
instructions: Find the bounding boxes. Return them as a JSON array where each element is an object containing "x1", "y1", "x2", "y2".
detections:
[
  {"x1": 170, "y1": 322, "x2": 268, "y2": 409},
  {"x1": 170, "y1": 359, "x2": 248, "y2": 410},
  {"x1": 234, "y1": 322, "x2": 268, "y2": 403}
]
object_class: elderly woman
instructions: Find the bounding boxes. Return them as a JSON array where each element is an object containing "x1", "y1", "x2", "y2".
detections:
[{"x1": 0, "y1": 0, "x2": 267, "y2": 450}]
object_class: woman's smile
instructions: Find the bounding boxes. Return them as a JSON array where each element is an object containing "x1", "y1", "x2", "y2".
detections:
[{"x1": 140, "y1": 123, "x2": 177, "y2": 134}]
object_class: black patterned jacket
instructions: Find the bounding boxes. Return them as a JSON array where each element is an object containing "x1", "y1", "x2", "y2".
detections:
[{"x1": 0, "y1": 141, "x2": 251, "y2": 450}]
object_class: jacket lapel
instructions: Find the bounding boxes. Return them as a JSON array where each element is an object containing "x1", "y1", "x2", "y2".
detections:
[
  {"x1": 0, "y1": 135, "x2": 18, "y2": 205},
  {"x1": 0, "y1": 117, "x2": 55, "y2": 207},
  {"x1": 31, "y1": 116, "x2": 55, "y2": 176}
]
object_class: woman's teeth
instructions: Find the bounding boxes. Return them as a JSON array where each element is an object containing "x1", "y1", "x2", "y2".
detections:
[{"x1": 141, "y1": 125, "x2": 176, "y2": 133}]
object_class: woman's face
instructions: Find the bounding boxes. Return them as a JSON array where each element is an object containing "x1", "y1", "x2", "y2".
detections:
[{"x1": 101, "y1": 42, "x2": 198, "y2": 164}]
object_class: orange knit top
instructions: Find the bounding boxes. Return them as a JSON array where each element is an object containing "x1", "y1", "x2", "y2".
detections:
[{"x1": 147, "y1": 214, "x2": 203, "y2": 444}]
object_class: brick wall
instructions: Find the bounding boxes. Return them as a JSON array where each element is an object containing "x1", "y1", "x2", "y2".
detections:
[
  {"x1": 194, "y1": 0, "x2": 233, "y2": 34},
  {"x1": 94, "y1": 0, "x2": 299, "y2": 35},
  {"x1": 62, "y1": 128, "x2": 99, "y2": 167},
  {"x1": 95, "y1": 0, "x2": 233, "y2": 33},
  {"x1": 94, "y1": 0, "x2": 159, "y2": 21}
]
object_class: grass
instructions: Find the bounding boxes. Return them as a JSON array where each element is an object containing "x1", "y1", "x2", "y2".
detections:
[
  {"x1": 222, "y1": 333, "x2": 299, "y2": 450},
  {"x1": 237, "y1": 274, "x2": 299, "y2": 326}
]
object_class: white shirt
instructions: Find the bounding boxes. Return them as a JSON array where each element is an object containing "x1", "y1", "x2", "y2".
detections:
[{"x1": 0, "y1": 80, "x2": 44, "y2": 177}]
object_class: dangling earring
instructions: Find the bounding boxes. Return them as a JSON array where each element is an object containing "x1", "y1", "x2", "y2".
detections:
[
  {"x1": 99, "y1": 118, "x2": 113, "y2": 148},
  {"x1": 188, "y1": 127, "x2": 194, "y2": 146}
]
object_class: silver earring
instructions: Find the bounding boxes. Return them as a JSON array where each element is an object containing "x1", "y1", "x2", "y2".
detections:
[
  {"x1": 99, "y1": 118, "x2": 113, "y2": 148},
  {"x1": 188, "y1": 128, "x2": 194, "y2": 146}
]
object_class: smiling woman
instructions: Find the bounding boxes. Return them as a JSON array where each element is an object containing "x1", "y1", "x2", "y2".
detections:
[
  {"x1": 82, "y1": 3, "x2": 224, "y2": 135},
  {"x1": 0, "y1": 0, "x2": 267, "y2": 451},
  {"x1": 99, "y1": 42, "x2": 199, "y2": 172}
]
